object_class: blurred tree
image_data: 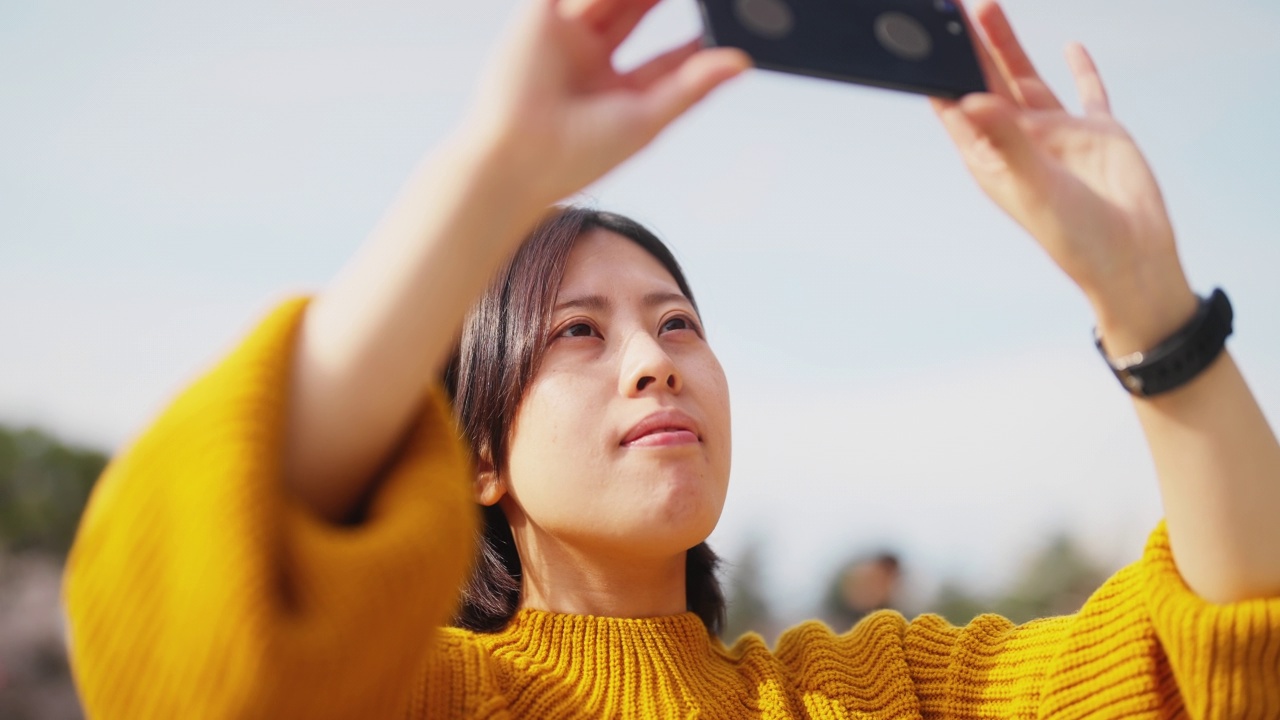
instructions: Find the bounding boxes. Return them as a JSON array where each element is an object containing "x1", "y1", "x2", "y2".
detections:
[
  {"x1": 0, "y1": 424, "x2": 102, "y2": 719},
  {"x1": 722, "y1": 537, "x2": 773, "y2": 643},
  {"x1": 0, "y1": 425, "x2": 106, "y2": 557},
  {"x1": 994, "y1": 533, "x2": 1112, "y2": 624},
  {"x1": 930, "y1": 580, "x2": 988, "y2": 626},
  {"x1": 925, "y1": 532, "x2": 1113, "y2": 626}
]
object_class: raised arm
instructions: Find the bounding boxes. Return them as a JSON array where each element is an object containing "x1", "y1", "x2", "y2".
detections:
[
  {"x1": 282, "y1": 0, "x2": 750, "y2": 522},
  {"x1": 65, "y1": 3, "x2": 750, "y2": 716},
  {"x1": 932, "y1": 0, "x2": 1280, "y2": 604}
]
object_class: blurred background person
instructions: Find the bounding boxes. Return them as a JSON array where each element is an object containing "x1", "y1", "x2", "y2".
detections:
[{"x1": 822, "y1": 550, "x2": 903, "y2": 630}]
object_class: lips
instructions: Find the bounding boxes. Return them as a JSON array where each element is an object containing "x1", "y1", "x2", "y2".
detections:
[{"x1": 621, "y1": 409, "x2": 702, "y2": 447}]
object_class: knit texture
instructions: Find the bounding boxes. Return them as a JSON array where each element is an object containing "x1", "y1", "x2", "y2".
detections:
[{"x1": 64, "y1": 299, "x2": 1280, "y2": 719}]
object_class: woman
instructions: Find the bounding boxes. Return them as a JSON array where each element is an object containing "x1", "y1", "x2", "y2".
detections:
[{"x1": 64, "y1": 0, "x2": 1280, "y2": 717}]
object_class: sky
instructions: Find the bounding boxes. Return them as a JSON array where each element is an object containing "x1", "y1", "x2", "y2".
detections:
[{"x1": 3, "y1": 0, "x2": 1279, "y2": 622}]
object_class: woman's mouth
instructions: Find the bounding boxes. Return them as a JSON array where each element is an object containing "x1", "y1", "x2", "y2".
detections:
[
  {"x1": 623, "y1": 429, "x2": 700, "y2": 447},
  {"x1": 621, "y1": 409, "x2": 702, "y2": 447}
]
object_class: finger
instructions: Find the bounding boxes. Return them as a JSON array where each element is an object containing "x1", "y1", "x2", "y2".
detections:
[
  {"x1": 949, "y1": 0, "x2": 1017, "y2": 103},
  {"x1": 557, "y1": 0, "x2": 627, "y2": 28},
  {"x1": 934, "y1": 93, "x2": 1049, "y2": 201},
  {"x1": 1066, "y1": 43, "x2": 1112, "y2": 116},
  {"x1": 930, "y1": 97, "x2": 976, "y2": 153},
  {"x1": 972, "y1": 0, "x2": 1063, "y2": 111},
  {"x1": 558, "y1": 0, "x2": 662, "y2": 51},
  {"x1": 601, "y1": 0, "x2": 664, "y2": 50},
  {"x1": 621, "y1": 38, "x2": 702, "y2": 90},
  {"x1": 638, "y1": 47, "x2": 751, "y2": 132}
]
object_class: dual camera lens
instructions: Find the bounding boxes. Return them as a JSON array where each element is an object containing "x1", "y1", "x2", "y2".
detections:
[{"x1": 734, "y1": 0, "x2": 961, "y2": 60}]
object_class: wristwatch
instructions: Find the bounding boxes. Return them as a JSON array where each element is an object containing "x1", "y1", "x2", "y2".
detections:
[{"x1": 1095, "y1": 288, "x2": 1233, "y2": 397}]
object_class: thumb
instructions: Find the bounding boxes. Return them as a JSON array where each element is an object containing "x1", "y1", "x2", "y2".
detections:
[{"x1": 637, "y1": 48, "x2": 751, "y2": 136}]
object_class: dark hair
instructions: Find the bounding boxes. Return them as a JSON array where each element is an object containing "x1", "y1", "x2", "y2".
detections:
[{"x1": 441, "y1": 206, "x2": 726, "y2": 635}]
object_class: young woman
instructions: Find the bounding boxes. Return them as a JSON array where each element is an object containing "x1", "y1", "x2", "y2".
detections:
[{"x1": 64, "y1": 0, "x2": 1280, "y2": 717}]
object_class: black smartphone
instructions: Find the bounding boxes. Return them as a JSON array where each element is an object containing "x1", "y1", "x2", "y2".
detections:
[{"x1": 696, "y1": 0, "x2": 986, "y2": 98}]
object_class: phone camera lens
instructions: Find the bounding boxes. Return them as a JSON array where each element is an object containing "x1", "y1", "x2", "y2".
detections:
[
  {"x1": 734, "y1": 0, "x2": 795, "y2": 39},
  {"x1": 874, "y1": 12, "x2": 933, "y2": 60},
  {"x1": 933, "y1": 0, "x2": 958, "y2": 13}
]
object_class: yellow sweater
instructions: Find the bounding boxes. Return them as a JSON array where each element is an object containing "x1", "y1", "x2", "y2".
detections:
[{"x1": 64, "y1": 299, "x2": 1280, "y2": 719}]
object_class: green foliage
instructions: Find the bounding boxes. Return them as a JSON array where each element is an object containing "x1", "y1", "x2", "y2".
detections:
[
  {"x1": 0, "y1": 425, "x2": 107, "y2": 556},
  {"x1": 927, "y1": 533, "x2": 1113, "y2": 626},
  {"x1": 723, "y1": 538, "x2": 772, "y2": 642},
  {"x1": 930, "y1": 580, "x2": 990, "y2": 626},
  {"x1": 995, "y1": 534, "x2": 1112, "y2": 623}
]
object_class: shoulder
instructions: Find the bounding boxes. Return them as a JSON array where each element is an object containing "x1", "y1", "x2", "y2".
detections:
[
  {"x1": 433, "y1": 624, "x2": 507, "y2": 669},
  {"x1": 410, "y1": 626, "x2": 511, "y2": 717}
]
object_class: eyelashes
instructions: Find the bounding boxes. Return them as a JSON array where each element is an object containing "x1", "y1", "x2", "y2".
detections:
[
  {"x1": 553, "y1": 313, "x2": 703, "y2": 341},
  {"x1": 660, "y1": 314, "x2": 702, "y2": 335},
  {"x1": 560, "y1": 321, "x2": 600, "y2": 339}
]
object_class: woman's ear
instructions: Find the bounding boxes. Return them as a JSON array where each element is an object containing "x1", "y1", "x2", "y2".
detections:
[{"x1": 473, "y1": 454, "x2": 506, "y2": 506}]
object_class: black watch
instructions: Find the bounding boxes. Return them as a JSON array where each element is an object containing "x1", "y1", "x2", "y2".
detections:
[{"x1": 1094, "y1": 288, "x2": 1233, "y2": 397}]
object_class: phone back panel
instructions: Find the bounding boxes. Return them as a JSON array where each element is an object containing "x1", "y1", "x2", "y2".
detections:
[{"x1": 697, "y1": 0, "x2": 986, "y2": 98}]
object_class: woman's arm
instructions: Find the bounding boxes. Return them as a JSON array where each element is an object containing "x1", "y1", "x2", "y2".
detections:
[
  {"x1": 283, "y1": 0, "x2": 751, "y2": 522},
  {"x1": 933, "y1": 0, "x2": 1280, "y2": 603},
  {"x1": 1124, "y1": 352, "x2": 1280, "y2": 603},
  {"x1": 282, "y1": 138, "x2": 543, "y2": 522}
]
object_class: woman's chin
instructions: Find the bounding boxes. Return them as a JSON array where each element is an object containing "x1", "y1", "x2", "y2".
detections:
[{"x1": 611, "y1": 502, "x2": 722, "y2": 553}]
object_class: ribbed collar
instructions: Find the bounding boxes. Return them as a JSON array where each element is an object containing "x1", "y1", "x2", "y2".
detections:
[
  {"x1": 488, "y1": 608, "x2": 716, "y2": 667},
  {"x1": 467, "y1": 609, "x2": 762, "y2": 716}
]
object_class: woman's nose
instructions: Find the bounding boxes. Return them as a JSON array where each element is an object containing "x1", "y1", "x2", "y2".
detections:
[{"x1": 620, "y1": 333, "x2": 682, "y2": 396}]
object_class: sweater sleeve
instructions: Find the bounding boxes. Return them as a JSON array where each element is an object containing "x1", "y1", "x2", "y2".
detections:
[
  {"x1": 62, "y1": 298, "x2": 479, "y2": 719},
  {"x1": 904, "y1": 523, "x2": 1280, "y2": 719}
]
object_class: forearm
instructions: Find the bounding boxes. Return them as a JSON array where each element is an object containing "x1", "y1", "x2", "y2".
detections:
[
  {"x1": 1088, "y1": 268, "x2": 1280, "y2": 603},
  {"x1": 284, "y1": 133, "x2": 547, "y2": 523},
  {"x1": 1129, "y1": 349, "x2": 1280, "y2": 603}
]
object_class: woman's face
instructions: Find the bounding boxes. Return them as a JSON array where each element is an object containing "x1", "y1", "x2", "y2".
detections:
[{"x1": 498, "y1": 229, "x2": 732, "y2": 559}]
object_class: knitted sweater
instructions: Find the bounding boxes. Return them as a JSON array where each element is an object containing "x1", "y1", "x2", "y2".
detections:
[{"x1": 63, "y1": 299, "x2": 1280, "y2": 719}]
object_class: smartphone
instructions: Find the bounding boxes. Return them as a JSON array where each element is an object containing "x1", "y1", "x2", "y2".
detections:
[{"x1": 696, "y1": 0, "x2": 987, "y2": 98}]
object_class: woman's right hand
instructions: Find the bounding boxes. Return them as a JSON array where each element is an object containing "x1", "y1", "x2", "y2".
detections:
[
  {"x1": 465, "y1": 0, "x2": 752, "y2": 206},
  {"x1": 284, "y1": 0, "x2": 747, "y2": 523}
]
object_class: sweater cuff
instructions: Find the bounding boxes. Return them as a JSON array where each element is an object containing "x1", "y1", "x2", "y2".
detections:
[
  {"x1": 1141, "y1": 521, "x2": 1280, "y2": 718},
  {"x1": 65, "y1": 297, "x2": 478, "y2": 718}
]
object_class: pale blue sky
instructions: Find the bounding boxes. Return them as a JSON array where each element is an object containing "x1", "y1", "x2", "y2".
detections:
[{"x1": 3, "y1": 0, "x2": 1278, "y2": 618}]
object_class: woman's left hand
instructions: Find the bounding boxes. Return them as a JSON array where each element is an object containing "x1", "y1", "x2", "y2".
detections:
[
  {"x1": 932, "y1": 0, "x2": 1197, "y2": 356},
  {"x1": 937, "y1": 3, "x2": 1280, "y2": 612}
]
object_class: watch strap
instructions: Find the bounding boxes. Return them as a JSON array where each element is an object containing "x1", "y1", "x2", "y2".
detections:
[{"x1": 1095, "y1": 288, "x2": 1233, "y2": 397}]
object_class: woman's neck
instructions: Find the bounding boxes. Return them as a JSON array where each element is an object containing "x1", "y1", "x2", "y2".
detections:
[{"x1": 515, "y1": 535, "x2": 688, "y2": 619}]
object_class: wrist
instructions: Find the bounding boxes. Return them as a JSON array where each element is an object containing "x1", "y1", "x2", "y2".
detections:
[
  {"x1": 1092, "y1": 290, "x2": 1199, "y2": 360},
  {"x1": 1086, "y1": 266, "x2": 1198, "y2": 359},
  {"x1": 1094, "y1": 288, "x2": 1234, "y2": 398},
  {"x1": 452, "y1": 99, "x2": 580, "y2": 197},
  {"x1": 434, "y1": 126, "x2": 556, "y2": 237}
]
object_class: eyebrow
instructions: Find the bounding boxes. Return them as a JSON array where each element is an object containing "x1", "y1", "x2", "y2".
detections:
[{"x1": 553, "y1": 291, "x2": 691, "y2": 315}]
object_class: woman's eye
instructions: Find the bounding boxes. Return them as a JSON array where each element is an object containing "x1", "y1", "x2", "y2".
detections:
[
  {"x1": 661, "y1": 316, "x2": 700, "y2": 334},
  {"x1": 560, "y1": 322, "x2": 599, "y2": 339}
]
